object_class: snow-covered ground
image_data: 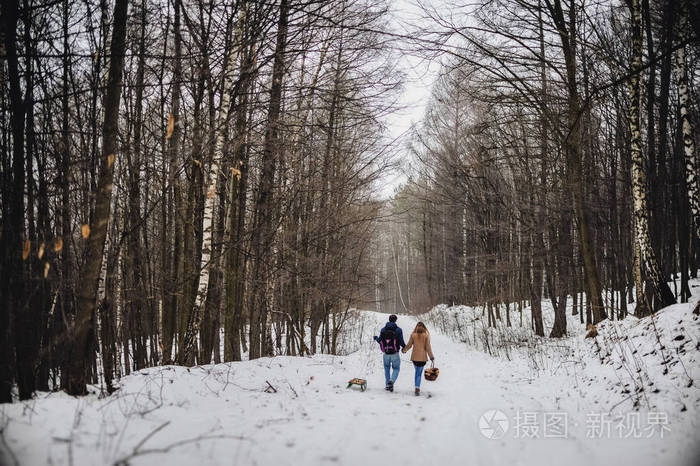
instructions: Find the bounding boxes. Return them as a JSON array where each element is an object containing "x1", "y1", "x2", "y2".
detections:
[{"x1": 2, "y1": 290, "x2": 700, "y2": 465}]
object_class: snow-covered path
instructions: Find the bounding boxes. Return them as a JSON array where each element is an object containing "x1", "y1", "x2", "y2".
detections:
[{"x1": 2, "y1": 311, "x2": 698, "y2": 466}]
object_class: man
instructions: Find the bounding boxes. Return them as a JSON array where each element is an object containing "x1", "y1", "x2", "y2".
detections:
[{"x1": 373, "y1": 314, "x2": 406, "y2": 392}]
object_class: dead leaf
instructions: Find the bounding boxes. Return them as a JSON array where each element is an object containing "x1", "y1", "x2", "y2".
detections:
[
  {"x1": 22, "y1": 240, "x2": 30, "y2": 260},
  {"x1": 231, "y1": 167, "x2": 242, "y2": 179},
  {"x1": 38, "y1": 242, "x2": 45, "y2": 260},
  {"x1": 54, "y1": 237, "x2": 63, "y2": 253},
  {"x1": 585, "y1": 324, "x2": 598, "y2": 339},
  {"x1": 193, "y1": 159, "x2": 202, "y2": 168},
  {"x1": 44, "y1": 262, "x2": 50, "y2": 278},
  {"x1": 166, "y1": 114, "x2": 175, "y2": 139},
  {"x1": 107, "y1": 154, "x2": 115, "y2": 168},
  {"x1": 81, "y1": 224, "x2": 91, "y2": 239},
  {"x1": 207, "y1": 187, "x2": 216, "y2": 199}
]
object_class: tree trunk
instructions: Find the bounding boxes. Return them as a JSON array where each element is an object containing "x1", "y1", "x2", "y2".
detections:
[
  {"x1": 248, "y1": 0, "x2": 289, "y2": 360},
  {"x1": 161, "y1": 0, "x2": 183, "y2": 365},
  {"x1": 675, "y1": 5, "x2": 700, "y2": 243},
  {"x1": 225, "y1": 38, "x2": 256, "y2": 362},
  {"x1": 628, "y1": 0, "x2": 675, "y2": 314},
  {"x1": 1, "y1": 0, "x2": 27, "y2": 401},
  {"x1": 68, "y1": 0, "x2": 129, "y2": 395},
  {"x1": 178, "y1": 8, "x2": 247, "y2": 365},
  {"x1": 548, "y1": 0, "x2": 606, "y2": 324}
]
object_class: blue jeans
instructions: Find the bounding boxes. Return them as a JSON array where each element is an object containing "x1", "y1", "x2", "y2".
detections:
[
  {"x1": 414, "y1": 363, "x2": 425, "y2": 388},
  {"x1": 383, "y1": 352, "x2": 400, "y2": 386}
]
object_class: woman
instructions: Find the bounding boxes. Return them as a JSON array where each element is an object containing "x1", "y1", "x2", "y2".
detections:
[{"x1": 401, "y1": 322, "x2": 435, "y2": 396}]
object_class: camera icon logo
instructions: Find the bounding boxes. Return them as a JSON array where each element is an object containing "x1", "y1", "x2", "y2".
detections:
[{"x1": 479, "y1": 410, "x2": 509, "y2": 439}]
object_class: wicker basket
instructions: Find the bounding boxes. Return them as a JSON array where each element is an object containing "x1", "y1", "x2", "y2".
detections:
[{"x1": 424, "y1": 362, "x2": 439, "y2": 381}]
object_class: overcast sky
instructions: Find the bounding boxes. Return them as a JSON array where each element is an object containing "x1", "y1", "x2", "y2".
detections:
[{"x1": 379, "y1": 0, "x2": 441, "y2": 199}]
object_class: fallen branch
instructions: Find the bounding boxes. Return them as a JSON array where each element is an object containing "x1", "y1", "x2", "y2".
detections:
[
  {"x1": 113, "y1": 433, "x2": 249, "y2": 465},
  {"x1": 264, "y1": 381, "x2": 278, "y2": 393}
]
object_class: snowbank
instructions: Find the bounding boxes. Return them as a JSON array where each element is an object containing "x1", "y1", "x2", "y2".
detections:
[
  {"x1": 1, "y1": 301, "x2": 699, "y2": 466},
  {"x1": 421, "y1": 282, "x2": 700, "y2": 466}
]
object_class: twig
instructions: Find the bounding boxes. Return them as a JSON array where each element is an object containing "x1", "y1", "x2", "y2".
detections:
[
  {"x1": 222, "y1": 364, "x2": 234, "y2": 392},
  {"x1": 113, "y1": 433, "x2": 249, "y2": 465},
  {"x1": 131, "y1": 421, "x2": 171, "y2": 454},
  {"x1": 607, "y1": 393, "x2": 636, "y2": 416},
  {"x1": 288, "y1": 383, "x2": 298, "y2": 398},
  {"x1": 649, "y1": 312, "x2": 670, "y2": 376},
  {"x1": 264, "y1": 381, "x2": 277, "y2": 393}
]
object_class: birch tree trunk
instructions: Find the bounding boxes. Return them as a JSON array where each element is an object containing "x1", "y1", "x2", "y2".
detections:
[
  {"x1": 178, "y1": 9, "x2": 247, "y2": 366},
  {"x1": 628, "y1": 0, "x2": 675, "y2": 314},
  {"x1": 675, "y1": 3, "x2": 700, "y2": 243}
]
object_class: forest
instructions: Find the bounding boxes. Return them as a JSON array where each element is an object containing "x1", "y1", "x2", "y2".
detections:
[
  {"x1": 375, "y1": 0, "x2": 700, "y2": 335},
  {"x1": 1, "y1": 0, "x2": 699, "y2": 406}
]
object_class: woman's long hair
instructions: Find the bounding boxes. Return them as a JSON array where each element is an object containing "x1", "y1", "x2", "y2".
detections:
[{"x1": 413, "y1": 322, "x2": 428, "y2": 335}]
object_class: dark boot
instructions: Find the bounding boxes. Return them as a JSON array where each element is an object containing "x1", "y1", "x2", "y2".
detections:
[
  {"x1": 388, "y1": 381, "x2": 394, "y2": 392},
  {"x1": 415, "y1": 388, "x2": 420, "y2": 396}
]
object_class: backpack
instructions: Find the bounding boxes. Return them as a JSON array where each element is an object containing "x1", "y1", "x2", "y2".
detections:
[{"x1": 380, "y1": 326, "x2": 398, "y2": 354}]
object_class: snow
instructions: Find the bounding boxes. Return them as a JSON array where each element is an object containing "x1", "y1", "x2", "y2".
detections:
[{"x1": 2, "y1": 291, "x2": 700, "y2": 465}]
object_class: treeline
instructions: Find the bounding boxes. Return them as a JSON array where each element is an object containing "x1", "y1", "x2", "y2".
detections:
[
  {"x1": 376, "y1": 0, "x2": 699, "y2": 335},
  {"x1": 0, "y1": 0, "x2": 398, "y2": 401}
]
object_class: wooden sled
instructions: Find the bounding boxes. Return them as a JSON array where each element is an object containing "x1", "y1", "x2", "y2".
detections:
[{"x1": 347, "y1": 378, "x2": 367, "y2": 391}]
